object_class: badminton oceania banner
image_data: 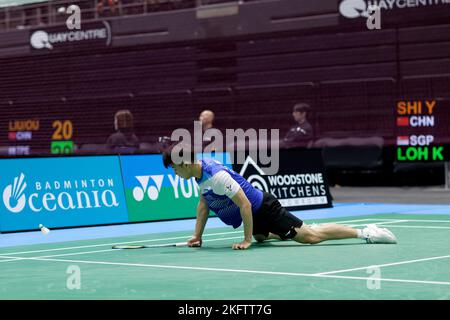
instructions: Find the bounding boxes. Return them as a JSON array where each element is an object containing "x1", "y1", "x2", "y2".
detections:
[
  {"x1": 0, "y1": 156, "x2": 128, "y2": 232},
  {"x1": 119, "y1": 153, "x2": 232, "y2": 223}
]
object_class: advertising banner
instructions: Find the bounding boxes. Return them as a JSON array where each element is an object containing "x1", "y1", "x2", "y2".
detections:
[
  {"x1": 0, "y1": 151, "x2": 329, "y2": 232},
  {"x1": 0, "y1": 156, "x2": 128, "y2": 232},
  {"x1": 232, "y1": 149, "x2": 333, "y2": 211},
  {"x1": 30, "y1": 21, "x2": 112, "y2": 52},
  {"x1": 120, "y1": 152, "x2": 232, "y2": 223}
]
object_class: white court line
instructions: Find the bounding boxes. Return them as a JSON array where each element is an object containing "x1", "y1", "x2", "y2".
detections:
[
  {"x1": 0, "y1": 249, "x2": 135, "y2": 264},
  {"x1": 377, "y1": 225, "x2": 450, "y2": 229},
  {"x1": 0, "y1": 230, "x2": 242, "y2": 256},
  {"x1": 1, "y1": 255, "x2": 449, "y2": 287},
  {"x1": 349, "y1": 220, "x2": 409, "y2": 227},
  {"x1": 0, "y1": 257, "x2": 25, "y2": 263},
  {"x1": 320, "y1": 218, "x2": 397, "y2": 224},
  {"x1": 374, "y1": 218, "x2": 450, "y2": 223},
  {"x1": 311, "y1": 274, "x2": 450, "y2": 286},
  {"x1": 315, "y1": 254, "x2": 450, "y2": 275},
  {"x1": 323, "y1": 218, "x2": 377, "y2": 224},
  {"x1": 0, "y1": 218, "x2": 377, "y2": 257},
  {"x1": 341, "y1": 220, "x2": 409, "y2": 229},
  {"x1": 0, "y1": 236, "x2": 244, "y2": 263}
]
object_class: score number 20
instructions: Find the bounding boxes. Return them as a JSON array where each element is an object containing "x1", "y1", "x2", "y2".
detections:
[{"x1": 51, "y1": 120, "x2": 74, "y2": 154}]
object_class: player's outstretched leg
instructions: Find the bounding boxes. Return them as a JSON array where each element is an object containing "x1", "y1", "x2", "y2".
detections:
[{"x1": 292, "y1": 223, "x2": 397, "y2": 245}]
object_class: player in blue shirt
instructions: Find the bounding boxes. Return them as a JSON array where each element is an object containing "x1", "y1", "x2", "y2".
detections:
[{"x1": 163, "y1": 148, "x2": 397, "y2": 250}]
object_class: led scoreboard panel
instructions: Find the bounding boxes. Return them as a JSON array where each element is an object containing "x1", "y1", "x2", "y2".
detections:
[
  {"x1": 5, "y1": 118, "x2": 75, "y2": 156},
  {"x1": 50, "y1": 120, "x2": 74, "y2": 155},
  {"x1": 395, "y1": 100, "x2": 449, "y2": 162}
]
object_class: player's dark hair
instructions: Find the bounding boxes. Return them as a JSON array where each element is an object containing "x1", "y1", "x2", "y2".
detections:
[
  {"x1": 162, "y1": 147, "x2": 173, "y2": 168},
  {"x1": 162, "y1": 143, "x2": 196, "y2": 168}
]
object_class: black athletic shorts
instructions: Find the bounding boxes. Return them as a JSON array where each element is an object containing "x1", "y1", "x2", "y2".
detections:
[{"x1": 253, "y1": 192, "x2": 303, "y2": 240}]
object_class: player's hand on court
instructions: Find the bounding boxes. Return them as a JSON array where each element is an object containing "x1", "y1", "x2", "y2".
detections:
[
  {"x1": 232, "y1": 240, "x2": 252, "y2": 250},
  {"x1": 187, "y1": 236, "x2": 202, "y2": 247}
]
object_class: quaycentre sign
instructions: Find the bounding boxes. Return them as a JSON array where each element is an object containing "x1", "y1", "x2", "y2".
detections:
[
  {"x1": 30, "y1": 21, "x2": 112, "y2": 51},
  {"x1": 339, "y1": 0, "x2": 450, "y2": 19}
]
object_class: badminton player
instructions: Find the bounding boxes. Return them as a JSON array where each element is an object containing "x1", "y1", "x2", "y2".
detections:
[{"x1": 162, "y1": 147, "x2": 397, "y2": 250}]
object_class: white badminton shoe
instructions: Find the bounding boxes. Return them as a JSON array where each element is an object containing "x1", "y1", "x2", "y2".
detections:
[{"x1": 362, "y1": 224, "x2": 397, "y2": 244}]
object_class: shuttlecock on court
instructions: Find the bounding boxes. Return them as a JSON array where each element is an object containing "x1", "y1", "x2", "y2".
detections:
[{"x1": 39, "y1": 224, "x2": 50, "y2": 235}]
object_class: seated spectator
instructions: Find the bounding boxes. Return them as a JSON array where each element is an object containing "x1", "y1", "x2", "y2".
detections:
[
  {"x1": 199, "y1": 109, "x2": 215, "y2": 132},
  {"x1": 106, "y1": 109, "x2": 140, "y2": 153},
  {"x1": 97, "y1": 0, "x2": 117, "y2": 14},
  {"x1": 282, "y1": 103, "x2": 314, "y2": 148},
  {"x1": 198, "y1": 109, "x2": 218, "y2": 151}
]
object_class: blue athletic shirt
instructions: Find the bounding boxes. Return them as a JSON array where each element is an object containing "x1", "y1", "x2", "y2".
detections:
[{"x1": 196, "y1": 158, "x2": 264, "y2": 228}]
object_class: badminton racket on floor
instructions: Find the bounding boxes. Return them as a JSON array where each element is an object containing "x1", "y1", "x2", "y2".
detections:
[{"x1": 112, "y1": 241, "x2": 200, "y2": 249}]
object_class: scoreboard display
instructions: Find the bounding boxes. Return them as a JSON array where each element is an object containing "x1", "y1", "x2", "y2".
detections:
[
  {"x1": 395, "y1": 100, "x2": 449, "y2": 162},
  {"x1": 6, "y1": 118, "x2": 75, "y2": 156},
  {"x1": 50, "y1": 120, "x2": 74, "y2": 155}
]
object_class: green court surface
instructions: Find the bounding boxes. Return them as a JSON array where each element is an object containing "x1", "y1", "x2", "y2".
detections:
[{"x1": 0, "y1": 214, "x2": 449, "y2": 300}]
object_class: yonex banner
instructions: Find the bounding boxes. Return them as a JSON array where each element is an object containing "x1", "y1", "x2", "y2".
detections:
[
  {"x1": 232, "y1": 149, "x2": 333, "y2": 211},
  {"x1": 0, "y1": 156, "x2": 128, "y2": 232},
  {"x1": 120, "y1": 153, "x2": 232, "y2": 223}
]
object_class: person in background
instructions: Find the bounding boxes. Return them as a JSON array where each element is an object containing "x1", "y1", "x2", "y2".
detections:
[
  {"x1": 198, "y1": 109, "x2": 218, "y2": 151},
  {"x1": 199, "y1": 109, "x2": 215, "y2": 133},
  {"x1": 106, "y1": 109, "x2": 139, "y2": 153},
  {"x1": 282, "y1": 103, "x2": 314, "y2": 148},
  {"x1": 97, "y1": 0, "x2": 117, "y2": 14}
]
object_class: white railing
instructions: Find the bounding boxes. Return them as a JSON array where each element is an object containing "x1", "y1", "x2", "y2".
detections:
[{"x1": 0, "y1": 0, "x2": 245, "y2": 31}]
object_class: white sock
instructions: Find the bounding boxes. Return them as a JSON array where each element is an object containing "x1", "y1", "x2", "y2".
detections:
[{"x1": 356, "y1": 229, "x2": 365, "y2": 239}]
